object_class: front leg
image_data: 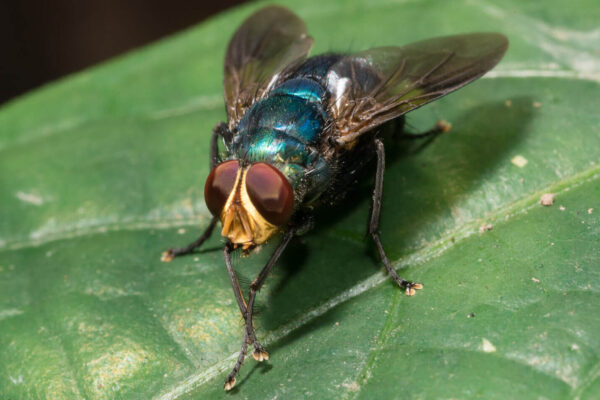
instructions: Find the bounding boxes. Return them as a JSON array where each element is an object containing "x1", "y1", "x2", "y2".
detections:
[
  {"x1": 223, "y1": 243, "x2": 257, "y2": 346},
  {"x1": 369, "y1": 138, "x2": 423, "y2": 296},
  {"x1": 222, "y1": 230, "x2": 295, "y2": 391},
  {"x1": 210, "y1": 121, "x2": 232, "y2": 169},
  {"x1": 161, "y1": 217, "x2": 217, "y2": 262},
  {"x1": 161, "y1": 122, "x2": 232, "y2": 262}
]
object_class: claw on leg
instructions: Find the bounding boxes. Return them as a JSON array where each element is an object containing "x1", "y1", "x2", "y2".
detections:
[
  {"x1": 252, "y1": 348, "x2": 269, "y2": 362},
  {"x1": 161, "y1": 250, "x2": 175, "y2": 262},
  {"x1": 224, "y1": 376, "x2": 236, "y2": 391},
  {"x1": 404, "y1": 282, "x2": 423, "y2": 296},
  {"x1": 436, "y1": 120, "x2": 452, "y2": 133}
]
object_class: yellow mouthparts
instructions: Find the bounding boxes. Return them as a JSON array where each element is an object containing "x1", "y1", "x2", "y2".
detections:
[{"x1": 220, "y1": 167, "x2": 279, "y2": 249}]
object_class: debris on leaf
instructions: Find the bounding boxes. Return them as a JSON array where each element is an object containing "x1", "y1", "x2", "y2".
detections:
[
  {"x1": 588, "y1": 208, "x2": 594, "y2": 214},
  {"x1": 540, "y1": 193, "x2": 555, "y2": 206},
  {"x1": 341, "y1": 380, "x2": 361, "y2": 392},
  {"x1": 532, "y1": 277, "x2": 540, "y2": 283},
  {"x1": 479, "y1": 223, "x2": 493, "y2": 233},
  {"x1": 505, "y1": 99, "x2": 512, "y2": 107},
  {"x1": 481, "y1": 338, "x2": 497, "y2": 353},
  {"x1": 533, "y1": 101, "x2": 542, "y2": 108},
  {"x1": 511, "y1": 155, "x2": 528, "y2": 168},
  {"x1": 559, "y1": 205, "x2": 566, "y2": 211}
]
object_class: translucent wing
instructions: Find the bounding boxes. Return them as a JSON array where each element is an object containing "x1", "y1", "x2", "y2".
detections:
[
  {"x1": 326, "y1": 33, "x2": 509, "y2": 144},
  {"x1": 224, "y1": 6, "x2": 314, "y2": 128}
]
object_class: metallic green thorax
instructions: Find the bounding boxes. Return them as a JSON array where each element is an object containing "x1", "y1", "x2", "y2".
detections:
[{"x1": 229, "y1": 74, "x2": 334, "y2": 204}]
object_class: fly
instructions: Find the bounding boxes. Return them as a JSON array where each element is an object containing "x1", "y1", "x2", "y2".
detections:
[{"x1": 161, "y1": 5, "x2": 508, "y2": 390}]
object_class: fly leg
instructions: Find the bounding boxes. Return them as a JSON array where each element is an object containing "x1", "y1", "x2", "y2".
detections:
[
  {"x1": 161, "y1": 217, "x2": 218, "y2": 262},
  {"x1": 222, "y1": 231, "x2": 295, "y2": 391},
  {"x1": 398, "y1": 120, "x2": 451, "y2": 154},
  {"x1": 223, "y1": 243, "x2": 257, "y2": 343},
  {"x1": 160, "y1": 122, "x2": 229, "y2": 262},
  {"x1": 245, "y1": 230, "x2": 295, "y2": 360},
  {"x1": 210, "y1": 122, "x2": 232, "y2": 169},
  {"x1": 369, "y1": 138, "x2": 423, "y2": 296},
  {"x1": 222, "y1": 244, "x2": 252, "y2": 391},
  {"x1": 223, "y1": 243, "x2": 264, "y2": 391},
  {"x1": 402, "y1": 120, "x2": 451, "y2": 140},
  {"x1": 224, "y1": 327, "x2": 248, "y2": 391}
]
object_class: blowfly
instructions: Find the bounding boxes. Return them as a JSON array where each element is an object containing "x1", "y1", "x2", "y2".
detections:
[{"x1": 161, "y1": 5, "x2": 508, "y2": 390}]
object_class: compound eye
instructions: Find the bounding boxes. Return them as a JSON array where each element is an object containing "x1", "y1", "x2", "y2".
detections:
[
  {"x1": 204, "y1": 160, "x2": 239, "y2": 217},
  {"x1": 245, "y1": 163, "x2": 294, "y2": 226}
]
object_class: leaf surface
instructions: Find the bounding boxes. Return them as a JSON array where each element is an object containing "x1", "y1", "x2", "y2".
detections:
[{"x1": 1, "y1": 0, "x2": 599, "y2": 399}]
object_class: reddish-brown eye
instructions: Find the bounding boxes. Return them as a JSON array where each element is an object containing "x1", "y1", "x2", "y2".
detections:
[
  {"x1": 204, "y1": 160, "x2": 239, "y2": 217},
  {"x1": 245, "y1": 163, "x2": 294, "y2": 226}
]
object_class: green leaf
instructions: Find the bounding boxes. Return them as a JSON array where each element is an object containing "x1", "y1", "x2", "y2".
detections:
[{"x1": 1, "y1": 0, "x2": 599, "y2": 399}]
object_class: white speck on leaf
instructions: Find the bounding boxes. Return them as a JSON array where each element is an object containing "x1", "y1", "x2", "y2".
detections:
[
  {"x1": 511, "y1": 155, "x2": 528, "y2": 168},
  {"x1": 341, "y1": 380, "x2": 360, "y2": 392},
  {"x1": 15, "y1": 191, "x2": 44, "y2": 206},
  {"x1": 482, "y1": 338, "x2": 497, "y2": 353},
  {"x1": 0, "y1": 309, "x2": 24, "y2": 320}
]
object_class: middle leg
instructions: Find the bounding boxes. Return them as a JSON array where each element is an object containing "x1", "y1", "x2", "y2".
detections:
[
  {"x1": 161, "y1": 122, "x2": 231, "y2": 262},
  {"x1": 222, "y1": 230, "x2": 295, "y2": 390}
]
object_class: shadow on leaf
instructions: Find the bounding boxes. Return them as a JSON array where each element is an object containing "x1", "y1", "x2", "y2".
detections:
[{"x1": 247, "y1": 97, "x2": 535, "y2": 380}]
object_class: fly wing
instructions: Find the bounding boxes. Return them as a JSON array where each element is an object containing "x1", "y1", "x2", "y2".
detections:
[
  {"x1": 224, "y1": 6, "x2": 314, "y2": 128},
  {"x1": 326, "y1": 33, "x2": 508, "y2": 145}
]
